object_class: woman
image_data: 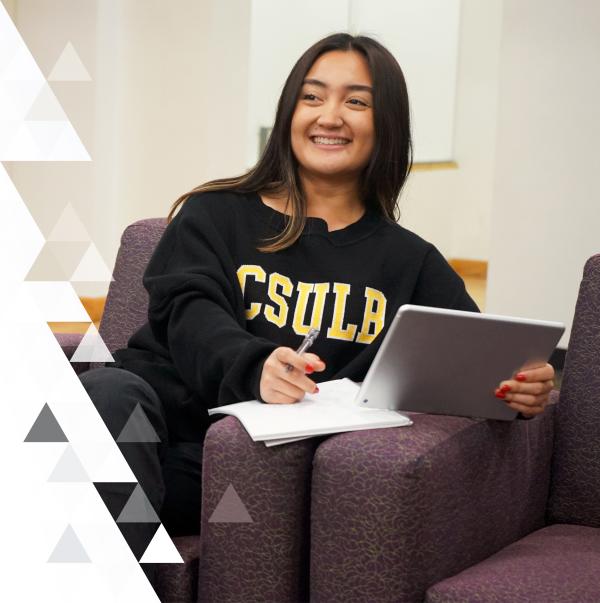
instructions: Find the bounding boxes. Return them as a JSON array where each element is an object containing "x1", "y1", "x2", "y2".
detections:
[{"x1": 81, "y1": 33, "x2": 554, "y2": 550}]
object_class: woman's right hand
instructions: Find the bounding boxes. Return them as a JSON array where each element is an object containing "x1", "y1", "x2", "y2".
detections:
[{"x1": 259, "y1": 346, "x2": 326, "y2": 404}]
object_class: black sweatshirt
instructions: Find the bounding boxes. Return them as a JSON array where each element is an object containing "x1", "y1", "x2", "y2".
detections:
[{"x1": 112, "y1": 190, "x2": 478, "y2": 441}]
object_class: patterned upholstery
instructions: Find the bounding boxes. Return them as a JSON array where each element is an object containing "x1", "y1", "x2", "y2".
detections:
[
  {"x1": 548, "y1": 254, "x2": 600, "y2": 526},
  {"x1": 310, "y1": 411, "x2": 555, "y2": 602},
  {"x1": 425, "y1": 524, "x2": 600, "y2": 603},
  {"x1": 425, "y1": 254, "x2": 600, "y2": 603},
  {"x1": 153, "y1": 536, "x2": 200, "y2": 602},
  {"x1": 198, "y1": 416, "x2": 321, "y2": 603},
  {"x1": 95, "y1": 218, "x2": 167, "y2": 360}
]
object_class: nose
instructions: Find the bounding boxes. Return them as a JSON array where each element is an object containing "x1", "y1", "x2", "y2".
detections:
[{"x1": 316, "y1": 100, "x2": 343, "y2": 128}]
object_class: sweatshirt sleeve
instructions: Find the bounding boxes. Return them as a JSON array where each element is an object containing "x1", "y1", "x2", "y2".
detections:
[
  {"x1": 142, "y1": 195, "x2": 277, "y2": 405},
  {"x1": 411, "y1": 245, "x2": 480, "y2": 312}
]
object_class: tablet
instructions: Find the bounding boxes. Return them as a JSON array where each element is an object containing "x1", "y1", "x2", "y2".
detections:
[{"x1": 356, "y1": 305, "x2": 565, "y2": 420}]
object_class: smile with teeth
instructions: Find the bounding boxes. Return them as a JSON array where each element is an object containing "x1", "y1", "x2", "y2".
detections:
[{"x1": 311, "y1": 136, "x2": 350, "y2": 145}]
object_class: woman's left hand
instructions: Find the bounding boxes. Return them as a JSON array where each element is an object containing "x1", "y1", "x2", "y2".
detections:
[{"x1": 495, "y1": 363, "x2": 555, "y2": 418}]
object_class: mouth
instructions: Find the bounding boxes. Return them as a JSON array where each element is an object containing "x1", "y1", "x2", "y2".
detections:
[{"x1": 310, "y1": 136, "x2": 351, "y2": 146}]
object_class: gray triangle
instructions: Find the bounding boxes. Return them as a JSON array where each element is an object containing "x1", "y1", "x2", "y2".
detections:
[
  {"x1": 48, "y1": 525, "x2": 91, "y2": 563},
  {"x1": 48, "y1": 445, "x2": 90, "y2": 482},
  {"x1": 208, "y1": 484, "x2": 253, "y2": 523},
  {"x1": 25, "y1": 403, "x2": 68, "y2": 442},
  {"x1": 117, "y1": 484, "x2": 160, "y2": 523},
  {"x1": 116, "y1": 403, "x2": 161, "y2": 443}
]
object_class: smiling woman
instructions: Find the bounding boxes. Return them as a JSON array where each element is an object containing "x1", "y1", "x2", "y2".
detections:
[{"x1": 77, "y1": 32, "x2": 555, "y2": 573}]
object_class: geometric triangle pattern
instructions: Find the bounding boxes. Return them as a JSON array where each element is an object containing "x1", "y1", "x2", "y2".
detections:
[
  {"x1": 47, "y1": 203, "x2": 90, "y2": 242},
  {"x1": 47, "y1": 524, "x2": 91, "y2": 563},
  {"x1": 117, "y1": 484, "x2": 160, "y2": 523},
  {"x1": 208, "y1": 483, "x2": 253, "y2": 523},
  {"x1": 48, "y1": 445, "x2": 90, "y2": 482},
  {"x1": 47, "y1": 41, "x2": 91, "y2": 82},
  {"x1": 139, "y1": 524, "x2": 184, "y2": 564},
  {"x1": 0, "y1": 2, "x2": 157, "y2": 598},
  {"x1": 25, "y1": 241, "x2": 89, "y2": 281},
  {"x1": 70, "y1": 243, "x2": 114, "y2": 282},
  {"x1": 70, "y1": 323, "x2": 114, "y2": 363},
  {"x1": 93, "y1": 482, "x2": 138, "y2": 521},
  {"x1": 25, "y1": 82, "x2": 68, "y2": 121},
  {"x1": 117, "y1": 523, "x2": 161, "y2": 562},
  {"x1": 117, "y1": 404, "x2": 161, "y2": 443},
  {"x1": 24, "y1": 403, "x2": 68, "y2": 442}
]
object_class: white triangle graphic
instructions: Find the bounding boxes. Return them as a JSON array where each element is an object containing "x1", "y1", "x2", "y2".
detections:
[
  {"x1": 48, "y1": 444, "x2": 90, "y2": 482},
  {"x1": 70, "y1": 323, "x2": 114, "y2": 362},
  {"x1": 47, "y1": 524, "x2": 91, "y2": 563},
  {"x1": 2, "y1": 44, "x2": 43, "y2": 82},
  {"x1": 70, "y1": 243, "x2": 113, "y2": 282},
  {"x1": 91, "y1": 444, "x2": 137, "y2": 483},
  {"x1": 139, "y1": 524, "x2": 184, "y2": 564},
  {"x1": 47, "y1": 120, "x2": 91, "y2": 161},
  {"x1": 48, "y1": 41, "x2": 91, "y2": 81},
  {"x1": 0, "y1": 79, "x2": 43, "y2": 120},
  {"x1": 25, "y1": 82, "x2": 68, "y2": 120},
  {"x1": 48, "y1": 203, "x2": 90, "y2": 242}
]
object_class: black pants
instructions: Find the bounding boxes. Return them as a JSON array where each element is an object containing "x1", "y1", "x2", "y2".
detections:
[{"x1": 79, "y1": 367, "x2": 204, "y2": 553}]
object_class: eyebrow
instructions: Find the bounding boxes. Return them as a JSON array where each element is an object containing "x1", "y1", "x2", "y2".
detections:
[{"x1": 302, "y1": 78, "x2": 373, "y2": 94}]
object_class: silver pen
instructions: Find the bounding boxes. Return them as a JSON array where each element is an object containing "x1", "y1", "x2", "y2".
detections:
[{"x1": 285, "y1": 328, "x2": 320, "y2": 372}]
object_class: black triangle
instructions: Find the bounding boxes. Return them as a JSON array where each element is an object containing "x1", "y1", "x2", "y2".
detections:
[
  {"x1": 117, "y1": 522, "x2": 161, "y2": 561},
  {"x1": 93, "y1": 482, "x2": 137, "y2": 520}
]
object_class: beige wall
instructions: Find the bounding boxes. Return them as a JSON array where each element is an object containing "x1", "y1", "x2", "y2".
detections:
[{"x1": 486, "y1": 0, "x2": 600, "y2": 346}]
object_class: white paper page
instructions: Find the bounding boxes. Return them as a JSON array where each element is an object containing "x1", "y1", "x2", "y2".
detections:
[{"x1": 208, "y1": 379, "x2": 411, "y2": 442}]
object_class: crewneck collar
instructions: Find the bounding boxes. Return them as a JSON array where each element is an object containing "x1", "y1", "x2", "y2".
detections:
[{"x1": 250, "y1": 191, "x2": 383, "y2": 247}]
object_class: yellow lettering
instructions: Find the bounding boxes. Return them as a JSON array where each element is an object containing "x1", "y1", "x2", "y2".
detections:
[
  {"x1": 327, "y1": 282, "x2": 358, "y2": 341},
  {"x1": 356, "y1": 287, "x2": 387, "y2": 344},
  {"x1": 236, "y1": 265, "x2": 266, "y2": 320},
  {"x1": 264, "y1": 272, "x2": 293, "y2": 328},
  {"x1": 293, "y1": 282, "x2": 330, "y2": 335}
]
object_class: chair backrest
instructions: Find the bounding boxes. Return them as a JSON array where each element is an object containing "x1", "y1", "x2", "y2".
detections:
[
  {"x1": 548, "y1": 254, "x2": 600, "y2": 527},
  {"x1": 98, "y1": 218, "x2": 167, "y2": 355}
]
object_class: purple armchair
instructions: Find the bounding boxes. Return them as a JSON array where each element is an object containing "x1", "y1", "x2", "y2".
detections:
[
  {"x1": 58, "y1": 217, "x2": 598, "y2": 603},
  {"x1": 56, "y1": 219, "x2": 317, "y2": 602},
  {"x1": 309, "y1": 255, "x2": 600, "y2": 603}
]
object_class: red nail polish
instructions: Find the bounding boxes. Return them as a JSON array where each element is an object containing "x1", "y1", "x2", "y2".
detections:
[
  {"x1": 516, "y1": 373, "x2": 526, "y2": 382},
  {"x1": 495, "y1": 391, "x2": 506, "y2": 399},
  {"x1": 305, "y1": 364, "x2": 314, "y2": 374},
  {"x1": 314, "y1": 386, "x2": 319, "y2": 394},
  {"x1": 500, "y1": 385, "x2": 511, "y2": 393}
]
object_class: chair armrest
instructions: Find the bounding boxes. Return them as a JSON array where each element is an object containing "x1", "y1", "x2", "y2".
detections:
[
  {"x1": 198, "y1": 416, "x2": 321, "y2": 603},
  {"x1": 53, "y1": 332, "x2": 90, "y2": 374},
  {"x1": 310, "y1": 407, "x2": 556, "y2": 603}
]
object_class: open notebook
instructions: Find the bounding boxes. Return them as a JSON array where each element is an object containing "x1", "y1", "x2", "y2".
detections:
[{"x1": 207, "y1": 378, "x2": 412, "y2": 447}]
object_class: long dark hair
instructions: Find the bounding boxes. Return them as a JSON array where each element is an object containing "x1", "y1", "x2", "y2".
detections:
[{"x1": 167, "y1": 33, "x2": 412, "y2": 252}]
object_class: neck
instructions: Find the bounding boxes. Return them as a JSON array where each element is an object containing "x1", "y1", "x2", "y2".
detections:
[{"x1": 299, "y1": 170, "x2": 365, "y2": 227}]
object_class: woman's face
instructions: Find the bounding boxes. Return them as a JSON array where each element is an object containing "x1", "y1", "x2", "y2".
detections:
[{"x1": 290, "y1": 50, "x2": 375, "y2": 184}]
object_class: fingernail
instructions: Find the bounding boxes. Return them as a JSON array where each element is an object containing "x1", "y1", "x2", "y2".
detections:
[
  {"x1": 516, "y1": 373, "x2": 526, "y2": 382},
  {"x1": 500, "y1": 384, "x2": 511, "y2": 393},
  {"x1": 305, "y1": 364, "x2": 314, "y2": 374},
  {"x1": 314, "y1": 386, "x2": 319, "y2": 394},
  {"x1": 495, "y1": 390, "x2": 506, "y2": 399}
]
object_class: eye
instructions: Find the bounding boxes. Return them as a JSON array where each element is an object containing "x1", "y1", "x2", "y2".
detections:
[
  {"x1": 347, "y1": 98, "x2": 369, "y2": 107},
  {"x1": 301, "y1": 93, "x2": 320, "y2": 102}
]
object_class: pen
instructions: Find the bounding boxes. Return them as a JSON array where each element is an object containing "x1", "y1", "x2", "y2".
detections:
[{"x1": 285, "y1": 328, "x2": 320, "y2": 372}]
